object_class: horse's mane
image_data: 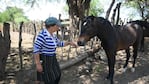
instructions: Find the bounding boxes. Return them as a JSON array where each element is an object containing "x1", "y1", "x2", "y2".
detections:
[
  {"x1": 86, "y1": 16, "x2": 109, "y2": 23},
  {"x1": 84, "y1": 16, "x2": 114, "y2": 32},
  {"x1": 87, "y1": 16, "x2": 112, "y2": 26}
]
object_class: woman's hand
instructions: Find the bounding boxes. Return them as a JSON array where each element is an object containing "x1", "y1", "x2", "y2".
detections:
[
  {"x1": 69, "y1": 42, "x2": 78, "y2": 48},
  {"x1": 36, "y1": 63, "x2": 43, "y2": 72},
  {"x1": 34, "y1": 54, "x2": 43, "y2": 72}
]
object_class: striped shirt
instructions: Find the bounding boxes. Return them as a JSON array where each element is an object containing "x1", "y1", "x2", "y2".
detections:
[{"x1": 33, "y1": 28, "x2": 64, "y2": 56}]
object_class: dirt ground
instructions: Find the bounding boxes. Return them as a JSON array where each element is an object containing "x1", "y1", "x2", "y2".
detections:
[
  {"x1": 59, "y1": 37, "x2": 149, "y2": 84},
  {"x1": 1, "y1": 32, "x2": 149, "y2": 84}
]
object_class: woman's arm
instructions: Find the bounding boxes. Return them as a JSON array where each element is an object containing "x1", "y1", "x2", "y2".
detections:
[
  {"x1": 34, "y1": 53, "x2": 43, "y2": 72},
  {"x1": 33, "y1": 32, "x2": 45, "y2": 72},
  {"x1": 34, "y1": 53, "x2": 41, "y2": 65},
  {"x1": 64, "y1": 42, "x2": 78, "y2": 47},
  {"x1": 55, "y1": 36, "x2": 77, "y2": 47}
]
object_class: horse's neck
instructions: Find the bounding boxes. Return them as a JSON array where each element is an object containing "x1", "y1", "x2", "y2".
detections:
[
  {"x1": 95, "y1": 18, "x2": 117, "y2": 42},
  {"x1": 97, "y1": 26, "x2": 116, "y2": 42}
]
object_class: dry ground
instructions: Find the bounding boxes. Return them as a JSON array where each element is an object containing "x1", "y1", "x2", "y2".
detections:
[
  {"x1": 59, "y1": 37, "x2": 149, "y2": 84},
  {"x1": 1, "y1": 32, "x2": 149, "y2": 84}
]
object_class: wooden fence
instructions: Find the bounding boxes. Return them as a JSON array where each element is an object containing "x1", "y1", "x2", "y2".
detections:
[{"x1": 0, "y1": 17, "x2": 102, "y2": 83}]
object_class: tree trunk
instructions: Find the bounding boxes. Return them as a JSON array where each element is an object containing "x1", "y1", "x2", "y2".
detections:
[
  {"x1": 116, "y1": 3, "x2": 121, "y2": 25},
  {"x1": 60, "y1": 46, "x2": 101, "y2": 70},
  {"x1": 111, "y1": 2, "x2": 121, "y2": 25},
  {"x1": 105, "y1": 0, "x2": 115, "y2": 20},
  {"x1": 0, "y1": 22, "x2": 11, "y2": 81},
  {"x1": 66, "y1": 0, "x2": 91, "y2": 26},
  {"x1": 137, "y1": 1, "x2": 146, "y2": 20},
  {"x1": 111, "y1": 5, "x2": 117, "y2": 25}
]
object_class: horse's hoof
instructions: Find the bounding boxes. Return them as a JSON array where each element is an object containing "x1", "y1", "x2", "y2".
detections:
[
  {"x1": 122, "y1": 67, "x2": 127, "y2": 73},
  {"x1": 131, "y1": 67, "x2": 135, "y2": 72}
]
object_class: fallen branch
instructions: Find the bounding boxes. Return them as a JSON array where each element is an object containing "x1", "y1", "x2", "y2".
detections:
[{"x1": 60, "y1": 46, "x2": 101, "y2": 70}]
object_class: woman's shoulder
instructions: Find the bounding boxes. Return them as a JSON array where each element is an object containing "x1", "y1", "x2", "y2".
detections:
[{"x1": 38, "y1": 29, "x2": 48, "y2": 36}]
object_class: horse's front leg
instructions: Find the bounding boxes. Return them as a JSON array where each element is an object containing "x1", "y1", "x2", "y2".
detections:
[{"x1": 105, "y1": 49, "x2": 116, "y2": 84}]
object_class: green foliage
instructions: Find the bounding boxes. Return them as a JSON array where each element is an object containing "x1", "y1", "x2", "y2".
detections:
[
  {"x1": 0, "y1": 12, "x2": 10, "y2": 22},
  {"x1": 63, "y1": 4, "x2": 69, "y2": 13},
  {"x1": 89, "y1": 0, "x2": 104, "y2": 16},
  {"x1": 0, "y1": 6, "x2": 29, "y2": 23},
  {"x1": 94, "y1": 64, "x2": 104, "y2": 72},
  {"x1": 23, "y1": 0, "x2": 61, "y2": 8},
  {"x1": 124, "y1": 0, "x2": 149, "y2": 19},
  {"x1": 124, "y1": 0, "x2": 140, "y2": 8},
  {"x1": 63, "y1": 0, "x2": 104, "y2": 17}
]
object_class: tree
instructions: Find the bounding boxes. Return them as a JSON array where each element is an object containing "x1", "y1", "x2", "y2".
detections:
[
  {"x1": 0, "y1": 6, "x2": 29, "y2": 23},
  {"x1": 89, "y1": 0, "x2": 104, "y2": 16},
  {"x1": 66, "y1": 0, "x2": 92, "y2": 20},
  {"x1": 23, "y1": 0, "x2": 61, "y2": 8},
  {"x1": 105, "y1": 0, "x2": 115, "y2": 20},
  {"x1": 124, "y1": 0, "x2": 149, "y2": 20}
]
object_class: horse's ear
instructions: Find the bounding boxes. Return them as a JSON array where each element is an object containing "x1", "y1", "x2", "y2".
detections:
[{"x1": 90, "y1": 15, "x2": 95, "y2": 20}]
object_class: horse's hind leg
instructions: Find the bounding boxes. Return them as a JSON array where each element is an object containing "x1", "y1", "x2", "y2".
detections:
[
  {"x1": 132, "y1": 27, "x2": 143, "y2": 72},
  {"x1": 131, "y1": 43, "x2": 139, "y2": 72},
  {"x1": 139, "y1": 36, "x2": 145, "y2": 52},
  {"x1": 123, "y1": 48, "x2": 131, "y2": 72}
]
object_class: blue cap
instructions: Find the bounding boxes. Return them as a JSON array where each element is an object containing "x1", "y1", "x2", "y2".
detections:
[{"x1": 45, "y1": 17, "x2": 62, "y2": 27}]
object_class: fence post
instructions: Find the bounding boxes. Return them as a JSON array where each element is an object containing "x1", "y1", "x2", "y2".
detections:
[
  {"x1": 18, "y1": 21, "x2": 24, "y2": 70},
  {"x1": 0, "y1": 22, "x2": 11, "y2": 81}
]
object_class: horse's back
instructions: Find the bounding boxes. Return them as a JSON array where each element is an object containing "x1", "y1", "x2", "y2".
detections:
[
  {"x1": 129, "y1": 20, "x2": 149, "y2": 37},
  {"x1": 115, "y1": 23, "x2": 143, "y2": 50}
]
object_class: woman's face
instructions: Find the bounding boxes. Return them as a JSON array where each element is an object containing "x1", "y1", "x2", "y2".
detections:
[
  {"x1": 47, "y1": 24, "x2": 61, "y2": 33},
  {"x1": 54, "y1": 25, "x2": 60, "y2": 31}
]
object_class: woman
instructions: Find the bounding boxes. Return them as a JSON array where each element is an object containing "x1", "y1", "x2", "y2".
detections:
[{"x1": 33, "y1": 17, "x2": 77, "y2": 84}]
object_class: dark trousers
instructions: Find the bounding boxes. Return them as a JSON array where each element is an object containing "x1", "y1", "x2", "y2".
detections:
[
  {"x1": 44, "y1": 76, "x2": 60, "y2": 84},
  {"x1": 37, "y1": 54, "x2": 61, "y2": 84}
]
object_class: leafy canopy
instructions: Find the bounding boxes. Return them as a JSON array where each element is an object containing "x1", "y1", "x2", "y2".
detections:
[
  {"x1": 89, "y1": 0, "x2": 104, "y2": 16},
  {"x1": 0, "y1": 6, "x2": 29, "y2": 23},
  {"x1": 124, "y1": 0, "x2": 149, "y2": 19}
]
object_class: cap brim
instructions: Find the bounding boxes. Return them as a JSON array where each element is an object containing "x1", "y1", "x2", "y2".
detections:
[{"x1": 56, "y1": 22, "x2": 62, "y2": 27}]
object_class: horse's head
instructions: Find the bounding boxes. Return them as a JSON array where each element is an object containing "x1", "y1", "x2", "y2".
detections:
[{"x1": 77, "y1": 15, "x2": 98, "y2": 46}]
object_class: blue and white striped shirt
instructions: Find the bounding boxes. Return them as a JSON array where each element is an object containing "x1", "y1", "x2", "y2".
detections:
[{"x1": 33, "y1": 28, "x2": 64, "y2": 56}]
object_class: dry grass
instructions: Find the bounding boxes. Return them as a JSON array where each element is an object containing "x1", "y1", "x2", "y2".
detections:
[{"x1": 10, "y1": 32, "x2": 34, "y2": 49}]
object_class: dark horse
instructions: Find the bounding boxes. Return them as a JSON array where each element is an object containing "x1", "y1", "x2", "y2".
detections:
[
  {"x1": 77, "y1": 16, "x2": 143, "y2": 84},
  {"x1": 128, "y1": 20, "x2": 149, "y2": 52}
]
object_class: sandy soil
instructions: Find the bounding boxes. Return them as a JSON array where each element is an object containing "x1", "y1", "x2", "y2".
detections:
[
  {"x1": 1, "y1": 32, "x2": 149, "y2": 84},
  {"x1": 59, "y1": 38, "x2": 149, "y2": 84}
]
